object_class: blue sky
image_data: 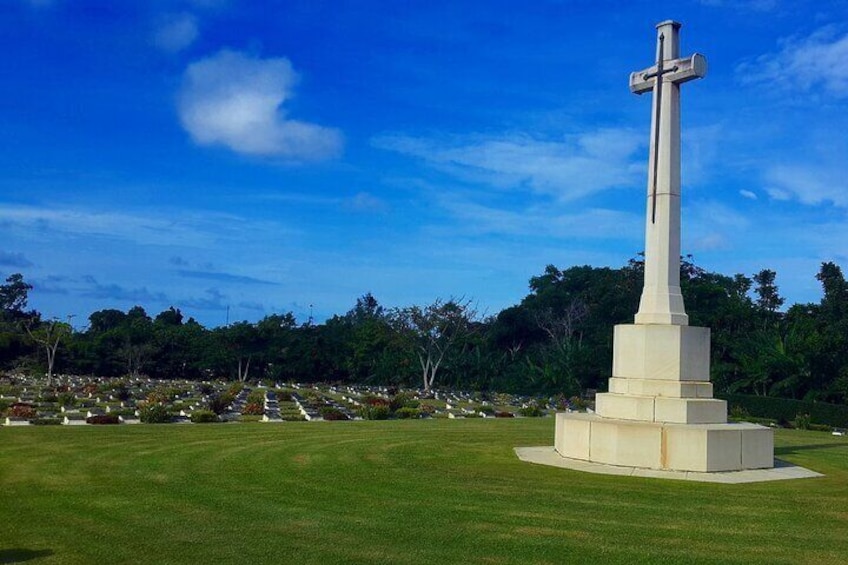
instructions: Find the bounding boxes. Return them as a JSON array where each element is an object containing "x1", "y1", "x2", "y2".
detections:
[{"x1": 3, "y1": 0, "x2": 847, "y2": 328}]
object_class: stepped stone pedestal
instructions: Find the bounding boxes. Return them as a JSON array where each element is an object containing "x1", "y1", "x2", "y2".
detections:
[{"x1": 555, "y1": 324, "x2": 773, "y2": 472}]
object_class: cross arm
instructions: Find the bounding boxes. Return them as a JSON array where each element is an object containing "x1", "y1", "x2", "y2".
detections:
[{"x1": 629, "y1": 53, "x2": 707, "y2": 95}]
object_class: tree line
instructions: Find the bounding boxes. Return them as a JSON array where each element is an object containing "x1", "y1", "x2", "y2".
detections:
[{"x1": 2, "y1": 257, "x2": 847, "y2": 404}]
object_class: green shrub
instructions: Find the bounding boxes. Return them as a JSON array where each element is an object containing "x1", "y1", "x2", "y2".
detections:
[
  {"x1": 208, "y1": 393, "x2": 232, "y2": 415},
  {"x1": 518, "y1": 404, "x2": 544, "y2": 417},
  {"x1": 320, "y1": 407, "x2": 349, "y2": 421},
  {"x1": 395, "y1": 407, "x2": 421, "y2": 419},
  {"x1": 390, "y1": 393, "x2": 419, "y2": 412},
  {"x1": 358, "y1": 404, "x2": 390, "y2": 420},
  {"x1": 246, "y1": 390, "x2": 265, "y2": 405},
  {"x1": 719, "y1": 394, "x2": 848, "y2": 428},
  {"x1": 32, "y1": 417, "x2": 62, "y2": 426},
  {"x1": 282, "y1": 413, "x2": 306, "y2": 422},
  {"x1": 190, "y1": 410, "x2": 219, "y2": 423},
  {"x1": 478, "y1": 405, "x2": 495, "y2": 415},
  {"x1": 139, "y1": 404, "x2": 173, "y2": 424},
  {"x1": 793, "y1": 413, "x2": 811, "y2": 430}
]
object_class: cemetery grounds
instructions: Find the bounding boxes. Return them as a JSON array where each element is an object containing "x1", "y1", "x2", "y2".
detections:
[{"x1": 1, "y1": 378, "x2": 847, "y2": 564}]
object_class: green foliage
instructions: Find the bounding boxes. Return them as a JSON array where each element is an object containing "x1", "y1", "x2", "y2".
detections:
[
  {"x1": 720, "y1": 393, "x2": 848, "y2": 428},
  {"x1": 31, "y1": 417, "x2": 62, "y2": 425},
  {"x1": 246, "y1": 389, "x2": 265, "y2": 405},
  {"x1": 518, "y1": 404, "x2": 545, "y2": 417},
  {"x1": 139, "y1": 403, "x2": 173, "y2": 424},
  {"x1": 190, "y1": 409, "x2": 219, "y2": 423},
  {"x1": 358, "y1": 403, "x2": 390, "y2": 420},
  {"x1": 394, "y1": 407, "x2": 422, "y2": 419},
  {"x1": 319, "y1": 407, "x2": 348, "y2": 421},
  {"x1": 207, "y1": 393, "x2": 233, "y2": 415}
]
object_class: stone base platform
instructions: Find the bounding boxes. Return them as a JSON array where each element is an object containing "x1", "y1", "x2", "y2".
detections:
[
  {"x1": 555, "y1": 411, "x2": 774, "y2": 473},
  {"x1": 515, "y1": 446, "x2": 822, "y2": 484}
]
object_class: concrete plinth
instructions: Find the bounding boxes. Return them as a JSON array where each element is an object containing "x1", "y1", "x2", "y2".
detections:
[{"x1": 554, "y1": 412, "x2": 774, "y2": 472}]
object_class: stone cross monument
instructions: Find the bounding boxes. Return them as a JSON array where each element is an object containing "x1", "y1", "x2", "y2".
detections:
[
  {"x1": 630, "y1": 20, "x2": 706, "y2": 327},
  {"x1": 554, "y1": 21, "x2": 774, "y2": 473}
]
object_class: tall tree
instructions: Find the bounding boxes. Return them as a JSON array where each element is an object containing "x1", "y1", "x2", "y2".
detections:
[
  {"x1": 393, "y1": 298, "x2": 477, "y2": 392},
  {"x1": 24, "y1": 318, "x2": 73, "y2": 385}
]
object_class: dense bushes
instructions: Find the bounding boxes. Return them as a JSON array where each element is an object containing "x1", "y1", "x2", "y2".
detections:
[
  {"x1": 721, "y1": 393, "x2": 848, "y2": 428},
  {"x1": 320, "y1": 407, "x2": 348, "y2": 421},
  {"x1": 139, "y1": 403, "x2": 172, "y2": 424},
  {"x1": 190, "y1": 409, "x2": 219, "y2": 423}
]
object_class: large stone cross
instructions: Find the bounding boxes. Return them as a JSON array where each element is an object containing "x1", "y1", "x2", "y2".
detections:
[{"x1": 629, "y1": 20, "x2": 706, "y2": 326}]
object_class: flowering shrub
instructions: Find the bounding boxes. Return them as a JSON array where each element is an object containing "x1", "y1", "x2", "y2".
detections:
[
  {"x1": 364, "y1": 396, "x2": 390, "y2": 407},
  {"x1": 242, "y1": 402, "x2": 264, "y2": 416},
  {"x1": 9, "y1": 404, "x2": 36, "y2": 419}
]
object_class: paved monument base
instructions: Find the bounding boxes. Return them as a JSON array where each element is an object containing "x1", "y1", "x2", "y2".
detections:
[
  {"x1": 554, "y1": 412, "x2": 774, "y2": 472},
  {"x1": 516, "y1": 446, "x2": 822, "y2": 484}
]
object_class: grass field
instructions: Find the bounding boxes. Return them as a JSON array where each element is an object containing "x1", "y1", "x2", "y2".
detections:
[{"x1": 2, "y1": 419, "x2": 847, "y2": 564}]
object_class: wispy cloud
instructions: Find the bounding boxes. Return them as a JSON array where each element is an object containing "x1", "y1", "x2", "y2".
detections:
[
  {"x1": 737, "y1": 26, "x2": 848, "y2": 98},
  {"x1": 436, "y1": 195, "x2": 641, "y2": 240},
  {"x1": 176, "y1": 269, "x2": 278, "y2": 286},
  {"x1": 152, "y1": 13, "x2": 199, "y2": 53},
  {"x1": 179, "y1": 288, "x2": 228, "y2": 311},
  {"x1": 764, "y1": 163, "x2": 848, "y2": 207},
  {"x1": 0, "y1": 251, "x2": 33, "y2": 268},
  {"x1": 373, "y1": 129, "x2": 643, "y2": 201},
  {"x1": 178, "y1": 49, "x2": 343, "y2": 160},
  {"x1": 80, "y1": 276, "x2": 169, "y2": 303},
  {"x1": 685, "y1": 200, "x2": 752, "y2": 252},
  {"x1": 0, "y1": 204, "x2": 283, "y2": 249}
]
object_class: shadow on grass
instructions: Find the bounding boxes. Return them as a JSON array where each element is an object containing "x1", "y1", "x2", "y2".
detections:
[
  {"x1": 0, "y1": 549, "x2": 53, "y2": 564},
  {"x1": 775, "y1": 443, "x2": 847, "y2": 456}
]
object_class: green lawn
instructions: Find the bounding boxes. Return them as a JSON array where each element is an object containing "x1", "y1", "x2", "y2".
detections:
[{"x1": 2, "y1": 419, "x2": 846, "y2": 564}]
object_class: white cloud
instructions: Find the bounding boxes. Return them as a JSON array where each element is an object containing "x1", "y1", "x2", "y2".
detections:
[
  {"x1": 765, "y1": 163, "x2": 848, "y2": 206},
  {"x1": 684, "y1": 200, "x2": 751, "y2": 252},
  {"x1": 738, "y1": 27, "x2": 848, "y2": 97},
  {"x1": 178, "y1": 49, "x2": 343, "y2": 160},
  {"x1": 153, "y1": 13, "x2": 199, "y2": 53},
  {"x1": 739, "y1": 189, "x2": 757, "y2": 200},
  {"x1": 373, "y1": 128, "x2": 643, "y2": 201},
  {"x1": 0, "y1": 204, "x2": 286, "y2": 248},
  {"x1": 435, "y1": 195, "x2": 641, "y2": 240},
  {"x1": 343, "y1": 192, "x2": 389, "y2": 213}
]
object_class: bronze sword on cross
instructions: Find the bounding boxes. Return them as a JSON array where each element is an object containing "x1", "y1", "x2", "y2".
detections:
[{"x1": 630, "y1": 22, "x2": 707, "y2": 224}]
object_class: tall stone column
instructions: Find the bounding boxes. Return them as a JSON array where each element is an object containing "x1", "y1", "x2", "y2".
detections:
[{"x1": 635, "y1": 20, "x2": 688, "y2": 326}]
